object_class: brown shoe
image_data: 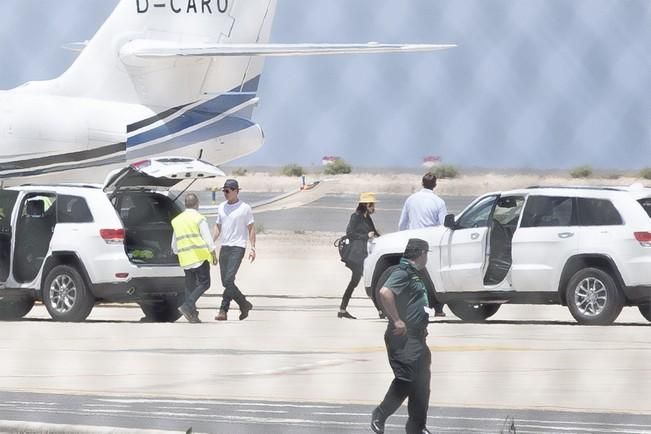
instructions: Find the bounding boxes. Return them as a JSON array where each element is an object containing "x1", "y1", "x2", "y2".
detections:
[{"x1": 215, "y1": 310, "x2": 227, "y2": 321}]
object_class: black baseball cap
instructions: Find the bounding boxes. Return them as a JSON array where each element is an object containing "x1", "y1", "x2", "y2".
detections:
[{"x1": 222, "y1": 179, "x2": 239, "y2": 191}]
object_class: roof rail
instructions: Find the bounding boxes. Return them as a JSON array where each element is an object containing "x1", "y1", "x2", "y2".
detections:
[
  {"x1": 19, "y1": 183, "x2": 101, "y2": 189},
  {"x1": 526, "y1": 185, "x2": 626, "y2": 192}
]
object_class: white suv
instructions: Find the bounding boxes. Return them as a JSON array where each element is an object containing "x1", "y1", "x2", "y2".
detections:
[
  {"x1": 364, "y1": 186, "x2": 651, "y2": 325},
  {"x1": 0, "y1": 157, "x2": 223, "y2": 322}
]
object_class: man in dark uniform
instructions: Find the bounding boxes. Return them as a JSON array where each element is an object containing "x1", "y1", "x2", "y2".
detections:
[{"x1": 371, "y1": 238, "x2": 432, "y2": 434}]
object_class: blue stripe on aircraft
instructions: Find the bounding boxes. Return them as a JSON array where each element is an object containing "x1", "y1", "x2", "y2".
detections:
[
  {"x1": 126, "y1": 115, "x2": 257, "y2": 160},
  {"x1": 127, "y1": 93, "x2": 255, "y2": 148}
]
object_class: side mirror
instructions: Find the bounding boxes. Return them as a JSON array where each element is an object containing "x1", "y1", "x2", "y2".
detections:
[{"x1": 444, "y1": 214, "x2": 456, "y2": 229}]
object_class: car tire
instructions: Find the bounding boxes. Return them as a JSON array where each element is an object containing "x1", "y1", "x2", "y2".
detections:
[
  {"x1": 373, "y1": 265, "x2": 401, "y2": 314},
  {"x1": 139, "y1": 298, "x2": 183, "y2": 323},
  {"x1": 565, "y1": 267, "x2": 623, "y2": 325},
  {"x1": 0, "y1": 296, "x2": 34, "y2": 320},
  {"x1": 638, "y1": 305, "x2": 651, "y2": 322},
  {"x1": 43, "y1": 265, "x2": 95, "y2": 322},
  {"x1": 448, "y1": 302, "x2": 500, "y2": 322}
]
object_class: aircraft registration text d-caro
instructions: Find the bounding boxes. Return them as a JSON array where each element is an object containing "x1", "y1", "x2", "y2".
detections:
[{"x1": 136, "y1": 0, "x2": 229, "y2": 14}]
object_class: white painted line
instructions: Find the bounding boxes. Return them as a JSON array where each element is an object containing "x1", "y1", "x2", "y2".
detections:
[
  {"x1": 236, "y1": 409, "x2": 288, "y2": 414},
  {"x1": 99, "y1": 398, "x2": 340, "y2": 409},
  {"x1": 0, "y1": 420, "x2": 185, "y2": 434}
]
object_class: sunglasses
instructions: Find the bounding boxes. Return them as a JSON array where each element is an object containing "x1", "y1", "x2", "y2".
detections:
[{"x1": 223, "y1": 189, "x2": 235, "y2": 193}]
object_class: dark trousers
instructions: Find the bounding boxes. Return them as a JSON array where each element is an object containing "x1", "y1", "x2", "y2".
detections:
[
  {"x1": 340, "y1": 261, "x2": 363, "y2": 310},
  {"x1": 377, "y1": 330, "x2": 431, "y2": 433},
  {"x1": 183, "y1": 260, "x2": 211, "y2": 313},
  {"x1": 219, "y1": 245, "x2": 246, "y2": 312}
]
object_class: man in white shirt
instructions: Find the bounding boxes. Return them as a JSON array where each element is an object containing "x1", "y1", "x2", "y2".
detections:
[
  {"x1": 398, "y1": 172, "x2": 448, "y2": 317},
  {"x1": 171, "y1": 193, "x2": 217, "y2": 324},
  {"x1": 213, "y1": 179, "x2": 256, "y2": 321}
]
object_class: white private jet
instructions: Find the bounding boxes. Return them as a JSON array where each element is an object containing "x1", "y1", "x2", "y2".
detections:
[{"x1": 0, "y1": 0, "x2": 454, "y2": 182}]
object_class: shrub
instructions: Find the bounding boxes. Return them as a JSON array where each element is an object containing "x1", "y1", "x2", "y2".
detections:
[
  {"x1": 324, "y1": 159, "x2": 352, "y2": 175},
  {"x1": 429, "y1": 164, "x2": 459, "y2": 179},
  {"x1": 640, "y1": 168, "x2": 651, "y2": 180},
  {"x1": 281, "y1": 163, "x2": 305, "y2": 177},
  {"x1": 570, "y1": 165, "x2": 593, "y2": 178},
  {"x1": 231, "y1": 167, "x2": 248, "y2": 176}
]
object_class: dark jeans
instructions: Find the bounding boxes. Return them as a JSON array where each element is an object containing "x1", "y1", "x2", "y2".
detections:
[
  {"x1": 434, "y1": 302, "x2": 445, "y2": 314},
  {"x1": 340, "y1": 261, "x2": 363, "y2": 310},
  {"x1": 377, "y1": 330, "x2": 431, "y2": 433},
  {"x1": 182, "y1": 260, "x2": 211, "y2": 313},
  {"x1": 219, "y1": 245, "x2": 246, "y2": 312}
]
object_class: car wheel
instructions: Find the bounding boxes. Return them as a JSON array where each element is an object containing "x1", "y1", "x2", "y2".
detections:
[
  {"x1": 638, "y1": 305, "x2": 651, "y2": 322},
  {"x1": 0, "y1": 296, "x2": 34, "y2": 320},
  {"x1": 565, "y1": 267, "x2": 623, "y2": 325},
  {"x1": 43, "y1": 265, "x2": 95, "y2": 322},
  {"x1": 448, "y1": 302, "x2": 500, "y2": 322},
  {"x1": 373, "y1": 265, "x2": 401, "y2": 313},
  {"x1": 139, "y1": 298, "x2": 183, "y2": 323}
]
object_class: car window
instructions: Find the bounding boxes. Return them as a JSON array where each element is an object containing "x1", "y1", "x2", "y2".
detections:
[
  {"x1": 638, "y1": 198, "x2": 651, "y2": 218},
  {"x1": 57, "y1": 195, "x2": 94, "y2": 223},
  {"x1": 492, "y1": 196, "x2": 525, "y2": 226},
  {"x1": 456, "y1": 195, "x2": 498, "y2": 229},
  {"x1": 578, "y1": 198, "x2": 623, "y2": 226},
  {"x1": 0, "y1": 190, "x2": 18, "y2": 224},
  {"x1": 521, "y1": 196, "x2": 575, "y2": 227}
]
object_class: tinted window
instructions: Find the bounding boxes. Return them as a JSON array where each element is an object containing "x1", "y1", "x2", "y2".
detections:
[
  {"x1": 638, "y1": 198, "x2": 651, "y2": 218},
  {"x1": 578, "y1": 198, "x2": 623, "y2": 226},
  {"x1": 57, "y1": 195, "x2": 93, "y2": 223},
  {"x1": 521, "y1": 196, "x2": 575, "y2": 227},
  {"x1": 456, "y1": 195, "x2": 498, "y2": 229}
]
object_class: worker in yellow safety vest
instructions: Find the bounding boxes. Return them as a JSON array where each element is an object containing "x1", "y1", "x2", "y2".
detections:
[{"x1": 171, "y1": 193, "x2": 217, "y2": 323}]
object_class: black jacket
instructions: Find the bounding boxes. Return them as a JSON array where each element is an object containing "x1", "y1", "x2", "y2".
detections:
[{"x1": 345, "y1": 211, "x2": 380, "y2": 266}]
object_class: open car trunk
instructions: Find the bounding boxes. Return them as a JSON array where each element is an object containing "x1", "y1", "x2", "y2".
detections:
[
  {"x1": 113, "y1": 192, "x2": 181, "y2": 265},
  {"x1": 104, "y1": 157, "x2": 225, "y2": 265}
]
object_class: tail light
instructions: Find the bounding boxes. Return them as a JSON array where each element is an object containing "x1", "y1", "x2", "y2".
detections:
[
  {"x1": 100, "y1": 228, "x2": 125, "y2": 244},
  {"x1": 634, "y1": 232, "x2": 651, "y2": 247}
]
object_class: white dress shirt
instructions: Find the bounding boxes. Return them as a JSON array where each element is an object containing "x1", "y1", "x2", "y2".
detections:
[{"x1": 399, "y1": 189, "x2": 448, "y2": 231}]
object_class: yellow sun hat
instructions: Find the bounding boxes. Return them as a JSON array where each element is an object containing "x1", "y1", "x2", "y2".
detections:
[{"x1": 359, "y1": 192, "x2": 377, "y2": 203}]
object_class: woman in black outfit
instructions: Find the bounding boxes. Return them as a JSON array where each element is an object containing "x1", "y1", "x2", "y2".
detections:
[{"x1": 339, "y1": 192, "x2": 380, "y2": 319}]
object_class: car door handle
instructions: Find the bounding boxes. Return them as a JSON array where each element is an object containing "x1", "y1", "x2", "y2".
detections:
[
  {"x1": 470, "y1": 232, "x2": 480, "y2": 240},
  {"x1": 558, "y1": 232, "x2": 574, "y2": 239}
]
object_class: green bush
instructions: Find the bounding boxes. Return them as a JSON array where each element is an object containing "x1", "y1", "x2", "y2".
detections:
[
  {"x1": 570, "y1": 165, "x2": 593, "y2": 178},
  {"x1": 231, "y1": 167, "x2": 248, "y2": 176},
  {"x1": 639, "y1": 168, "x2": 651, "y2": 180},
  {"x1": 429, "y1": 165, "x2": 459, "y2": 179},
  {"x1": 281, "y1": 163, "x2": 305, "y2": 177},
  {"x1": 324, "y1": 159, "x2": 352, "y2": 175}
]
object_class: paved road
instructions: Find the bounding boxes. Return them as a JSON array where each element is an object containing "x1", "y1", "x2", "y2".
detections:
[
  {"x1": 1, "y1": 391, "x2": 651, "y2": 433},
  {"x1": 197, "y1": 192, "x2": 474, "y2": 233}
]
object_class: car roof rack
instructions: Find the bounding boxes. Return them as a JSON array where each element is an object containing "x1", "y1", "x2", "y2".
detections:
[
  {"x1": 19, "y1": 183, "x2": 101, "y2": 189},
  {"x1": 526, "y1": 185, "x2": 626, "y2": 192}
]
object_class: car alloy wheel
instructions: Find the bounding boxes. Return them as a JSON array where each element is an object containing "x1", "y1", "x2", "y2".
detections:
[
  {"x1": 49, "y1": 273, "x2": 78, "y2": 314},
  {"x1": 573, "y1": 277, "x2": 607, "y2": 318}
]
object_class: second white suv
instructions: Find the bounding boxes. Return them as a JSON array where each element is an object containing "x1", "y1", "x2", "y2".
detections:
[
  {"x1": 0, "y1": 157, "x2": 224, "y2": 322},
  {"x1": 364, "y1": 186, "x2": 651, "y2": 325}
]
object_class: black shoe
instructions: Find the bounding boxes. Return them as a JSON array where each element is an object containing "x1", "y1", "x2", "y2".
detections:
[
  {"x1": 337, "y1": 310, "x2": 357, "y2": 319},
  {"x1": 239, "y1": 301, "x2": 253, "y2": 321},
  {"x1": 434, "y1": 311, "x2": 446, "y2": 317},
  {"x1": 370, "y1": 408, "x2": 385, "y2": 434}
]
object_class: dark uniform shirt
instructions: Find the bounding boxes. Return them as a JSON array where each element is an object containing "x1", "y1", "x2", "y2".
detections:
[{"x1": 384, "y1": 258, "x2": 429, "y2": 331}]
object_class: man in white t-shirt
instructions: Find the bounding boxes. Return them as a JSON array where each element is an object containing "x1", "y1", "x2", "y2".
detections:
[
  {"x1": 213, "y1": 179, "x2": 256, "y2": 321},
  {"x1": 398, "y1": 172, "x2": 448, "y2": 317}
]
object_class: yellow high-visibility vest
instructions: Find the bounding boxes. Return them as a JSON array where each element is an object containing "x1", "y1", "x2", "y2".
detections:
[{"x1": 171, "y1": 210, "x2": 212, "y2": 267}]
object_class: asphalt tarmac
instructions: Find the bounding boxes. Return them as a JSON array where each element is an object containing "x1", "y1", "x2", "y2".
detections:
[
  {"x1": 1, "y1": 391, "x2": 651, "y2": 433},
  {"x1": 198, "y1": 192, "x2": 474, "y2": 233}
]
